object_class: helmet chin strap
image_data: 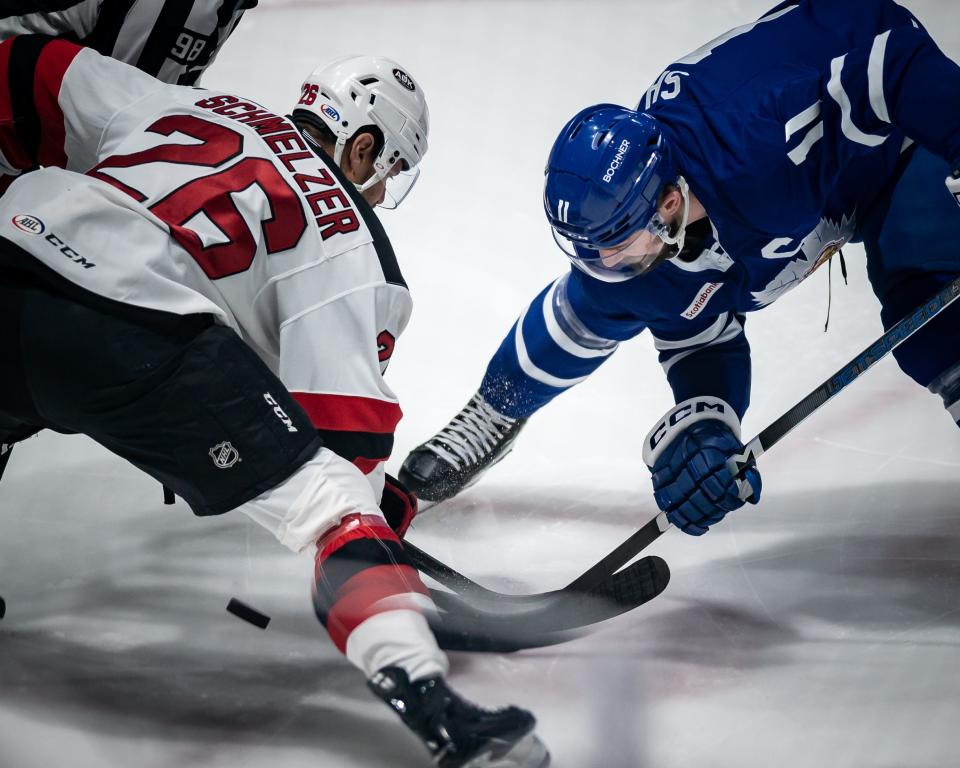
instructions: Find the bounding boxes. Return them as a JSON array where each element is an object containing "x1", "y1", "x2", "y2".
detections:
[{"x1": 659, "y1": 175, "x2": 690, "y2": 254}]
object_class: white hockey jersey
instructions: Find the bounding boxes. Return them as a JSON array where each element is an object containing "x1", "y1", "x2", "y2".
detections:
[
  {"x1": 0, "y1": 37, "x2": 410, "y2": 491},
  {"x1": 0, "y1": 0, "x2": 253, "y2": 85}
]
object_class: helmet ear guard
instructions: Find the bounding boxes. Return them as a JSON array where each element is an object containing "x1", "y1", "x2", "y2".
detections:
[{"x1": 293, "y1": 55, "x2": 429, "y2": 207}]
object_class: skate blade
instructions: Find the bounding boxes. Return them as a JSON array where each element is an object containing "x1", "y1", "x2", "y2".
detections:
[{"x1": 461, "y1": 732, "x2": 550, "y2": 768}]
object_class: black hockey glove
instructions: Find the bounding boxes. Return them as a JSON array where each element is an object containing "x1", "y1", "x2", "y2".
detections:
[
  {"x1": 643, "y1": 397, "x2": 761, "y2": 536},
  {"x1": 380, "y1": 473, "x2": 418, "y2": 538}
]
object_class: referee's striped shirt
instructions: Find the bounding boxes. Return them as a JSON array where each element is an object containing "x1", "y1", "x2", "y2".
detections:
[{"x1": 0, "y1": 0, "x2": 257, "y2": 84}]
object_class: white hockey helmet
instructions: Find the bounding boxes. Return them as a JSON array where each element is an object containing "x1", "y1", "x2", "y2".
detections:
[{"x1": 293, "y1": 54, "x2": 429, "y2": 208}]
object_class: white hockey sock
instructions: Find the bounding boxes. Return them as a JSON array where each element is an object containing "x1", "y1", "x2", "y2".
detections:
[{"x1": 346, "y1": 608, "x2": 449, "y2": 682}]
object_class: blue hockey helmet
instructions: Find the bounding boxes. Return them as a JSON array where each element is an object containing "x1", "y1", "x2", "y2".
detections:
[{"x1": 544, "y1": 105, "x2": 683, "y2": 281}]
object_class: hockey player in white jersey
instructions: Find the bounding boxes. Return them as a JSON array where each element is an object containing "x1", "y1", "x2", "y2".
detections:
[
  {"x1": 0, "y1": 35, "x2": 548, "y2": 768},
  {"x1": 0, "y1": 0, "x2": 253, "y2": 85}
]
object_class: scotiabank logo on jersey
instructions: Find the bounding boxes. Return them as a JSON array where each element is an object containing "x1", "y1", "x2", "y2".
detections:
[{"x1": 681, "y1": 282, "x2": 723, "y2": 319}]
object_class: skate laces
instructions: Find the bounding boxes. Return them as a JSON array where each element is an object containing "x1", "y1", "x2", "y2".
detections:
[{"x1": 424, "y1": 394, "x2": 517, "y2": 470}]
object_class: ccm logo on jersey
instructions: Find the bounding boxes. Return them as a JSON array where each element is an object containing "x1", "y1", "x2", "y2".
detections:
[
  {"x1": 603, "y1": 140, "x2": 631, "y2": 183},
  {"x1": 681, "y1": 282, "x2": 723, "y2": 319},
  {"x1": 264, "y1": 393, "x2": 298, "y2": 433},
  {"x1": 12, "y1": 215, "x2": 95, "y2": 268}
]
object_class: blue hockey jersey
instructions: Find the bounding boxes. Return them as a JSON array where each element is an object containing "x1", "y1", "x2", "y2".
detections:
[{"x1": 480, "y1": 0, "x2": 960, "y2": 421}]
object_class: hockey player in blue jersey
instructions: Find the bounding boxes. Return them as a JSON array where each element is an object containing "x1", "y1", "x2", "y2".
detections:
[{"x1": 401, "y1": 0, "x2": 960, "y2": 535}]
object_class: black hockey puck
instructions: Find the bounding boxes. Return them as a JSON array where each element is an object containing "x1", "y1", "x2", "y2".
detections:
[
  {"x1": 0, "y1": 595, "x2": 6, "y2": 619},
  {"x1": 226, "y1": 597, "x2": 270, "y2": 629}
]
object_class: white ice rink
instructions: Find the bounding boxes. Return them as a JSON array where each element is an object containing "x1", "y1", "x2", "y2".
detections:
[{"x1": 3, "y1": 1, "x2": 960, "y2": 766}]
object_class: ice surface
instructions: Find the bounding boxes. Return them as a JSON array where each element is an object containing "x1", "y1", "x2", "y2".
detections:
[{"x1": 2, "y1": 1, "x2": 960, "y2": 766}]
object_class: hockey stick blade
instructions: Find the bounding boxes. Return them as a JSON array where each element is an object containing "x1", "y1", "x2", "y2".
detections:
[
  {"x1": 426, "y1": 555, "x2": 670, "y2": 652},
  {"x1": 406, "y1": 512, "x2": 669, "y2": 609}
]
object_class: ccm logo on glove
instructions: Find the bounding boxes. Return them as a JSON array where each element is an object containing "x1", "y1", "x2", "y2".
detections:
[
  {"x1": 642, "y1": 396, "x2": 761, "y2": 536},
  {"x1": 644, "y1": 397, "x2": 735, "y2": 464}
]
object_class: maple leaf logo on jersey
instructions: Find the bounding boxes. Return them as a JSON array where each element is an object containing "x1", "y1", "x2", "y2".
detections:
[{"x1": 752, "y1": 214, "x2": 855, "y2": 307}]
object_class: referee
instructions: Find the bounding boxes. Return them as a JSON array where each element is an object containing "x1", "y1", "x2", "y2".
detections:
[{"x1": 0, "y1": 0, "x2": 257, "y2": 85}]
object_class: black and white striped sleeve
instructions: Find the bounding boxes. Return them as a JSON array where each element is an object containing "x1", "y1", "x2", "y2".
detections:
[
  {"x1": 0, "y1": 0, "x2": 255, "y2": 85},
  {"x1": 0, "y1": 1, "x2": 101, "y2": 41}
]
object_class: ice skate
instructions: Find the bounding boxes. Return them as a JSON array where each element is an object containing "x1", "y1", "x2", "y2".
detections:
[
  {"x1": 368, "y1": 667, "x2": 549, "y2": 768},
  {"x1": 400, "y1": 393, "x2": 526, "y2": 503}
]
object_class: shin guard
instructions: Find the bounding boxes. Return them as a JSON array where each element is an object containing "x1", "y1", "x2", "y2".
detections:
[{"x1": 313, "y1": 513, "x2": 447, "y2": 681}]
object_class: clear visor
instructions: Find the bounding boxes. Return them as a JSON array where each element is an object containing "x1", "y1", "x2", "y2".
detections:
[
  {"x1": 551, "y1": 212, "x2": 675, "y2": 282},
  {"x1": 380, "y1": 165, "x2": 420, "y2": 209},
  {"x1": 358, "y1": 157, "x2": 421, "y2": 209}
]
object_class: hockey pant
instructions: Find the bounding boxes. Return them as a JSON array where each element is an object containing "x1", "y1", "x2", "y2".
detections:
[
  {"x1": 0, "y1": 268, "x2": 446, "y2": 681},
  {"x1": 859, "y1": 146, "x2": 960, "y2": 424}
]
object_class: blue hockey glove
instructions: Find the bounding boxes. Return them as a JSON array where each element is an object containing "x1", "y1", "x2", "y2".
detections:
[
  {"x1": 642, "y1": 397, "x2": 761, "y2": 536},
  {"x1": 947, "y1": 171, "x2": 960, "y2": 209}
]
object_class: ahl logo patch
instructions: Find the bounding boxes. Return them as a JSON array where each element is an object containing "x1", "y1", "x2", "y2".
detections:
[
  {"x1": 392, "y1": 68, "x2": 416, "y2": 91},
  {"x1": 209, "y1": 441, "x2": 240, "y2": 469},
  {"x1": 12, "y1": 214, "x2": 44, "y2": 235},
  {"x1": 320, "y1": 103, "x2": 340, "y2": 122}
]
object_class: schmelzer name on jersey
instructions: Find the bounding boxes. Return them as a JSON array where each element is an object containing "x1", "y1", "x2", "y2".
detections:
[
  {"x1": 194, "y1": 95, "x2": 362, "y2": 241},
  {"x1": 11, "y1": 215, "x2": 95, "y2": 269}
]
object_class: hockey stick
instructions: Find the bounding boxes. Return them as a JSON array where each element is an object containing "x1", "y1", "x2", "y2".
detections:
[
  {"x1": 410, "y1": 274, "x2": 960, "y2": 623},
  {"x1": 424, "y1": 554, "x2": 670, "y2": 652},
  {"x1": 407, "y1": 539, "x2": 664, "y2": 606},
  {"x1": 408, "y1": 540, "x2": 670, "y2": 643},
  {"x1": 726, "y1": 275, "x2": 960, "y2": 482}
]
